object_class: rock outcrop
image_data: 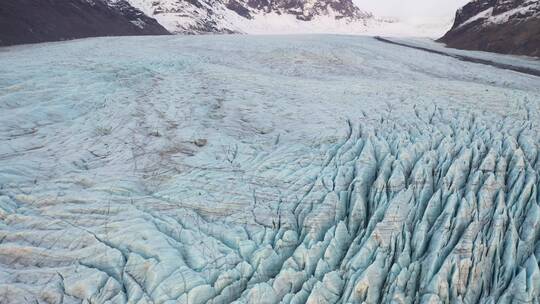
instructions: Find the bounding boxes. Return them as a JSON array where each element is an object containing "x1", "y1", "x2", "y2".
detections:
[
  {"x1": 439, "y1": 0, "x2": 540, "y2": 57},
  {"x1": 0, "y1": 0, "x2": 169, "y2": 46}
]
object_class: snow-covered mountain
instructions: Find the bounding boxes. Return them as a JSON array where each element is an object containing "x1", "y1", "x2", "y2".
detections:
[
  {"x1": 0, "y1": 0, "x2": 169, "y2": 46},
  {"x1": 1, "y1": 0, "x2": 401, "y2": 44},
  {"x1": 440, "y1": 0, "x2": 540, "y2": 56},
  {"x1": 0, "y1": 0, "x2": 459, "y2": 45},
  {"x1": 124, "y1": 0, "x2": 375, "y2": 34}
]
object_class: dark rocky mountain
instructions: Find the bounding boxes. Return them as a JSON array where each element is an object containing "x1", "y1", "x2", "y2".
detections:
[
  {"x1": 439, "y1": 0, "x2": 540, "y2": 57},
  {"x1": 0, "y1": 0, "x2": 169, "y2": 46}
]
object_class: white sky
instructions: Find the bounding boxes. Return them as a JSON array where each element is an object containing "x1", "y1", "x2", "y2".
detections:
[{"x1": 354, "y1": 0, "x2": 470, "y2": 19}]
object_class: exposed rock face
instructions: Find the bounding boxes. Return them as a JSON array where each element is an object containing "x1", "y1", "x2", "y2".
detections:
[
  {"x1": 125, "y1": 0, "x2": 373, "y2": 33},
  {"x1": 0, "y1": 0, "x2": 169, "y2": 46},
  {"x1": 439, "y1": 0, "x2": 540, "y2": 57}
]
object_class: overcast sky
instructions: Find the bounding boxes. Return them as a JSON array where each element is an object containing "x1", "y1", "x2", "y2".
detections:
[{"x1": 355, "y1": 0, "x2": 470, "y2": 19}]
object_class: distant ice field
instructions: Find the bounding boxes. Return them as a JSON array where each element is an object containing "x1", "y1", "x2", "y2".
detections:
[{"x1": 1, "y1": 35, "x2": 540, "y2": 303}]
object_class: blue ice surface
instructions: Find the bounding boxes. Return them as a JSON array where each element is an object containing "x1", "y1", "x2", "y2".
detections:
[{"x1": 0, "y1": 35, "x2": 540, "y2": 303}]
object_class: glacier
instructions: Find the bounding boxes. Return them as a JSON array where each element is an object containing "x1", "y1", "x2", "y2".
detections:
[{"x1": 1, "y1": 34, "x2": 540, "y2": 303}]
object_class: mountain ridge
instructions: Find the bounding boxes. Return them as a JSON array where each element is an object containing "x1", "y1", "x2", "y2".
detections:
[{"x1": 124, "y1": 0, "x2": 374, "y2": 34}]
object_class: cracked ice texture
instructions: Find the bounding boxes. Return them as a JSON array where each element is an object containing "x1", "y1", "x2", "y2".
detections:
[{"x1": 1, "y1": 35, "x2": 540, "y2": 303}]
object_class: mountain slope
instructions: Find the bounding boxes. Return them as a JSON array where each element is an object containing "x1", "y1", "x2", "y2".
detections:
[
  {"x1": 125, "y1": 0, "x2": 374, "y2": 34},
  {"x1": 0, "y1": 0, "x2": 169, "y2": 46},
  {"x1": 439, "y1": 0, "x2": 540, "y2": 57}
]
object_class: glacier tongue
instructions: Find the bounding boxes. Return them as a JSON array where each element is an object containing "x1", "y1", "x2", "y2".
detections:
[{"x1": 1, "y1": 35, "x2": 540, "y2": 303}]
